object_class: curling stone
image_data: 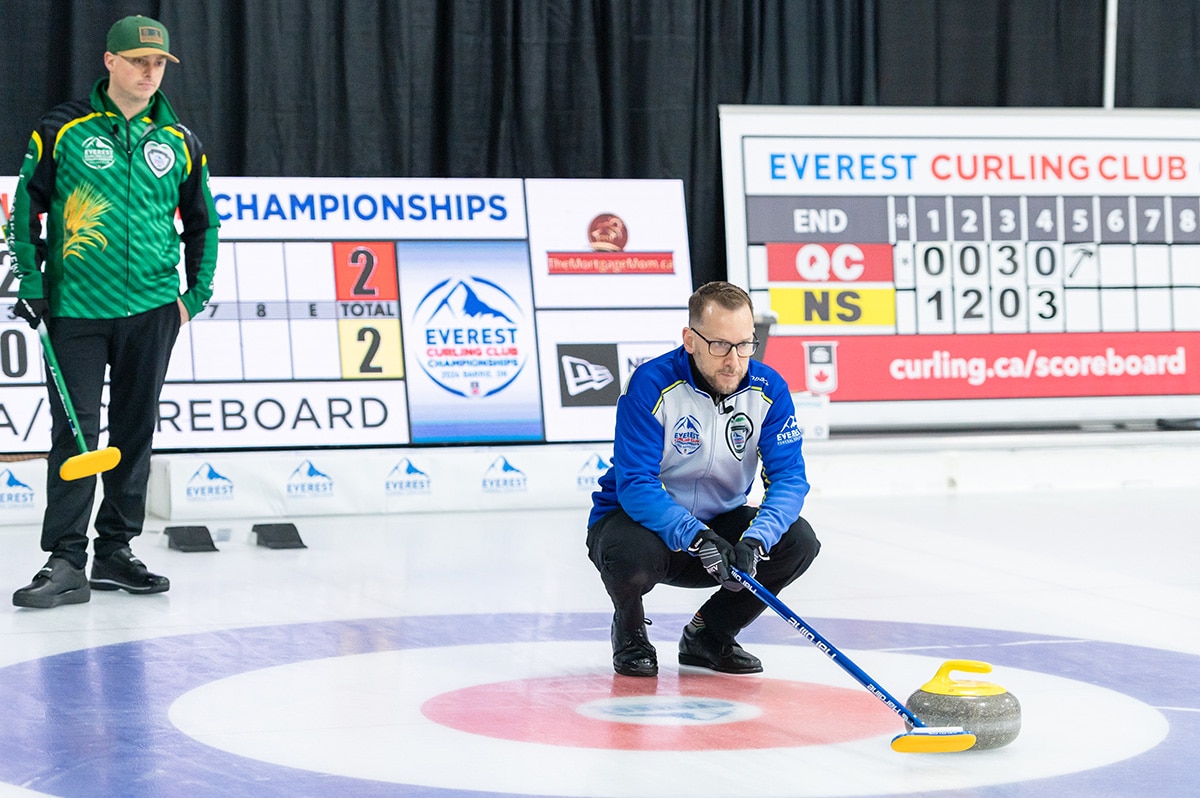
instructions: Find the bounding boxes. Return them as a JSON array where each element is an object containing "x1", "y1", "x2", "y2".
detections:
[{"x1": 905, "y1": 659, "x2": 1020, "y2": 750}]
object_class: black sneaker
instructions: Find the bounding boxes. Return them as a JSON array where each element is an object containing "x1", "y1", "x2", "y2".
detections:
[
  {"x1": 678, "y1": 624, "x2": 762, "y2": 674},
  {"x1": 13, "y1": 558, "x2": 91, "y2": 609},
  {"x1": 612, "y1": 614, "x2": 658, "y2": 677},
  {"x1": 89, "y1": 548, "x2": 170, "y2": 595}
]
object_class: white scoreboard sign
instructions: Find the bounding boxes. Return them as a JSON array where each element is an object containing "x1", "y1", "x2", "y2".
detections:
[
  {"x1": 0, "y1": 177, "x2": 692, "y2": 453},
  {"x1": 720, "y1": 106, "x2": 1200, "y2": 429}
]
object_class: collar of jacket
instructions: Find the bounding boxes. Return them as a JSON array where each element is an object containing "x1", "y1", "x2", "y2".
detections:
[{"x1": 90, "y1": 77, "x2": 180, "y2": 127}]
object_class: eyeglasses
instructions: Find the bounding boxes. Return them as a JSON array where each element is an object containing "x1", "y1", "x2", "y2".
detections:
[{"x1": 690, "y1": 328, "x2": 758, "y2": 358}]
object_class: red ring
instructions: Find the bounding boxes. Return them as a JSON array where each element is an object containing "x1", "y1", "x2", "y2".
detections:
[{"x1": 422, "y1": 670, "x2": 901, "y2": 750}]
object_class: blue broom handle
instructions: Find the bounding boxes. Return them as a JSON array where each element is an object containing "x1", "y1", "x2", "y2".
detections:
[{"x1": 731, "y1": 567, "x2": 925, "y2": 728}]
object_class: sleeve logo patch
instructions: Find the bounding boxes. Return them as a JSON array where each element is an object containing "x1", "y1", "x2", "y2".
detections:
[{"x1": 776, "y1": 415, "x2": 803, "y2": 445}]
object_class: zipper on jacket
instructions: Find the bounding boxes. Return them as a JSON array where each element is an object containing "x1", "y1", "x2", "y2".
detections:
[
  {"x1": 115, "y1": 114, "x2": 133, "y2": 316},
  {"x1": 115, "y1": 114, "x2": 161, "y2": 317}
]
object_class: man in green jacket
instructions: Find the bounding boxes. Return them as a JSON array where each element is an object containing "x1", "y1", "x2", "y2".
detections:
[{"x1": 9, "y1": 15, "x2": 220, "y2": 608}]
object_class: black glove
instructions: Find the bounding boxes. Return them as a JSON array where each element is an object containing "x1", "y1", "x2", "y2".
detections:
[
  {"x1": 689, "y1": 528, "x2": 734, "y2": 586},
  {"x1": 732, "y1": 537, "x2": 767, "y2": 579},
  {"x1": 12, "y1": 297, "x2": 49, "y2": 329}
]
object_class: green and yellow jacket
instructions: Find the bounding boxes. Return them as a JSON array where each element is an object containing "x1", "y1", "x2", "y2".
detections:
[{"x1": 9, "y1": 78, "x2": 219, "y2": 320}]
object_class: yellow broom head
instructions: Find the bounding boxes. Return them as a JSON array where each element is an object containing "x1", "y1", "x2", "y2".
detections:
[{"x1": 59, "y1": 447, "x2": 121, "y2": 480}]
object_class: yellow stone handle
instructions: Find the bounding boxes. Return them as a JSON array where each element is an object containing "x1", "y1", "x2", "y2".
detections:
[
  {"x1": 938, "y1": 659, "x2": 993, "y2": 678},
  {"x1": 920, "y1": 659, "x2": 1006, "y2": 696}
]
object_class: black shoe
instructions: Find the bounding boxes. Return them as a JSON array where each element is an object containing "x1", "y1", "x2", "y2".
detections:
[
  {"x1": 89, "y1": 548, "x2": 170, "y2": 595},
  {"x1": 612, "y1": 615, "x2": 658, "y2": 677},
  {"x1": 13, "y1": 558, "x2": 91, "y2": 609},
  {"x1": 678, "y1": 624, "x2": 762, "y2": 674}
]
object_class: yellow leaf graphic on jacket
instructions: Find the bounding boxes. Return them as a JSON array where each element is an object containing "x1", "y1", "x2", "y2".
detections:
[{"x1": 62, "y1": 183, "x2": 112, "y2": 260}]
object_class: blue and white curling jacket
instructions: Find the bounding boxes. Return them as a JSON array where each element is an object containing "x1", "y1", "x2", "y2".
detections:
[{"x1": 589, "y1": 345, "x2": 809, "y2": 553}]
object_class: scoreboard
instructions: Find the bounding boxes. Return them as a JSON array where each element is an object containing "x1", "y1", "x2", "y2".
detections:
[
  {"x1": 173, "y1": 240, "x2": 403, "y2": 383},
  {"x1": 0, "y1": 177, "x2": 694, "y2": 453},
  {"x1": 720, "y1": 106, "x2": 1200, "y2": 429}
]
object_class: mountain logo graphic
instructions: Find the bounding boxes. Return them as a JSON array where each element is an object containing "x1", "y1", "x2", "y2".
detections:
[
  {"x1": 0, "y1": 469, "x2": 36, "y2": 508},
  {"x1": 385, "y1": 458, "x2": 432, "y2": 495},
  {"x1": 481, "y1": 456, "x2": 527, "y2": 493},
  {"x1": 776, "y1": 414, "x2": 804, "y2": 446},
  {"x1": 286, "y1": 459, "x2": 335, "y2": 497},
  {"x1": 185, "y1": 463, "x2": 235, "y2": 501},
  {"x1": 425, "y1": 278, "x2": 515, "y2": 325},
  {"x1": 576, "y1": 453, "x2": 610, "y2": 490},
  {"x1": 414, "y1": 276, "x2": 528, "y2": 399}
]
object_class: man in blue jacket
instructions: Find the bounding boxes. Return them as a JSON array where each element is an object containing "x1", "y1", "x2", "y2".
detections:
[{"x1": 587, "y1": 281, "x2": 820, "y2": 676}]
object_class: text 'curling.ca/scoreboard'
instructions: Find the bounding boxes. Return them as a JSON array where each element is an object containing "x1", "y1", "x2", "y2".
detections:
[{"x1": 719, "y1": 106, "x2": 1200, "y2": 429}]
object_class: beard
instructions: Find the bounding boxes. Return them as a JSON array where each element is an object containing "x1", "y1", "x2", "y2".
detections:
[{"x1": 706, "y1": 364, "x2": 745, "y2": 394}]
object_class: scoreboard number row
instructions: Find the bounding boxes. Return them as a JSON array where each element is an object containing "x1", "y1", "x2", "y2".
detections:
[
  {"x1": 894, "y1": 241, "x2": 1200, "y2": 289},
  {"x1": 894, "y1": 195, "x2": 1200, "y2": 244},
  {"x1": 901, "y1": 283, "x2": 1199, "y2": 334},
  {"x1": 905, "y1": 285, "x2": 1066, "y2": 334}
]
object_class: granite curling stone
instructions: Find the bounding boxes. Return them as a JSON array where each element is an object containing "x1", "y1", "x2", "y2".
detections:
[{"x1": 905, "y1": 659, "x2": 1020, "y2": 750}]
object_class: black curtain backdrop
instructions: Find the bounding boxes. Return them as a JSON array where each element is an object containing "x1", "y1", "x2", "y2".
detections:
[{"x1": 1, "y1": 0, "x2": 1196, "y2": 286}]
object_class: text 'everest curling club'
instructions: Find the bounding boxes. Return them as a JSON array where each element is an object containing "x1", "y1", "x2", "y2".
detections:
[{"x1": 765, "y1": 151, "x2": 1189, "y2": 183}]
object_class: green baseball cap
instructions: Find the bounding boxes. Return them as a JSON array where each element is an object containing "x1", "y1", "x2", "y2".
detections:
[{"x1": 106, "y1": 15, "x2": 179, "y2": 63}]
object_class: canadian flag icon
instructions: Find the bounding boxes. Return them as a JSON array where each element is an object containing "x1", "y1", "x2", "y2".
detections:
[{"x1": 804, "y1": 342, "x2": 838, "y2": 395}]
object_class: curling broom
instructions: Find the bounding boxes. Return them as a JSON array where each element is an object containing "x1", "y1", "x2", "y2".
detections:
[
  {"x1": 731, "y1": 567, "x2": 977, "y2": 753},
  {"x1": 2, "y1": 202, "x2": 121, "y2": 480}
]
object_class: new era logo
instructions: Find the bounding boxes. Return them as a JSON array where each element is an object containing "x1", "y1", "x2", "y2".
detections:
[
  {"x1": 557, "y1": 344, "x2": 621, "y2": 407},
  {"x1": 561, "y1": 355, "x2": 614, "y2": 396}
]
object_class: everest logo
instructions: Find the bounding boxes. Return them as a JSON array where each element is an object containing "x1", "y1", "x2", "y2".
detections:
[
  {"x1": 415, "y1": 276, "x2": 528, "y2": 399},
  {"x1": 81, "y1": 135, "x2": 115, "y2": 169},
  {"x1": 287, "y1": 460, "x2": 334, "y2": 497},
  {"x1": 576, "y1": 453, "x2": 610, "y2": 490},
  {"x1": 385, "y1": 458, "x2": 432, "y2": 495},
  {"x1": 0, "y1": 469, "x2": 35, "y2": 509},
  {"x1": 185, "y1": 463, "x2": 235, "y2": 501},
  {"x1": 481, "y1": 456, "x2": 527, "y2": 493},
  {"x1": 776, "y1": 415, "x2": 804, "y2": 446},
  {"x1": 672, "y1": 415, "x2": 702, "y2": 456}
]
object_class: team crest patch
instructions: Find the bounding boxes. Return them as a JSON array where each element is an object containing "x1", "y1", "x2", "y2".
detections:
[
  {"x1": 144, "y1": 141, "x2": 175, "y2": 177},
  {"x1": 672, "y1": 415, "x2": 702, "y2": 455},
  {"x1": 725, "y1": 412, "x2": 753, "y2": 460},
  {"x1": 81, "y1": 136, "x2": 115, "y2": 169}
]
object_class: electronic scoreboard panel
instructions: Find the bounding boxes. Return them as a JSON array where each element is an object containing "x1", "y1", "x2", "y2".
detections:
[{"x1": 720, "y1": 106, "x2": 1200, "y2": 430}]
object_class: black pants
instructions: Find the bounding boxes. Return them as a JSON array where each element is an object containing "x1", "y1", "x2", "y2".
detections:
[
  {"x1": 586, "y1": 505, "x2": 820, "y2": 640},
  {"x1": 41, "y1": 302, "x2": 181, "y2": 569}
]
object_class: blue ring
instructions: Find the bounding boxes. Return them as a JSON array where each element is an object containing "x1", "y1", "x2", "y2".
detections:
[{"x1": 0, "y1": 613, "x2": 1192, "y2": 797}]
